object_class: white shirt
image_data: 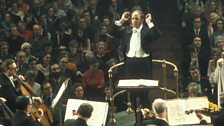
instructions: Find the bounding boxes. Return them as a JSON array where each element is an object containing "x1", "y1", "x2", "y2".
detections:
[
  {"x1": 127, "y1": 25, "x2": 149, "y2": 57},
  {"x1": 114, "y1": 21, "x2": 154, "y2": 58},
  {"x1": 8, "y1": 76, "x2": 15, "y2": 88}
]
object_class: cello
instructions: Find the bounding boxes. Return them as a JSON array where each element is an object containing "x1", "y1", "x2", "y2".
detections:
[{"x1": 14, "y1": 75, "x2": 53, "y2": 126}]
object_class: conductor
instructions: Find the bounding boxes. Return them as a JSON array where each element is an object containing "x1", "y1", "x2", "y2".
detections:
[{"x1": 109, "y1": 9, "x2": 161, "y2": 79}]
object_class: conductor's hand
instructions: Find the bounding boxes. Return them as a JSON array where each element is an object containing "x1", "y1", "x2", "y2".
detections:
[
  {"x1": 119, "y1": 11, "x2": 130, "y2": 25},
  {"x1": 145, "y1": 13, "x2": 152, "y2": 25}
]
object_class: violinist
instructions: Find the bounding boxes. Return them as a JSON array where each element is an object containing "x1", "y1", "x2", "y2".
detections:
[
  {"x1": 11, "y1": 95, "x2": 42, "y2": 126},
  {"x1": 141, "y1": 98, "x2": 168, "y2": 126}
]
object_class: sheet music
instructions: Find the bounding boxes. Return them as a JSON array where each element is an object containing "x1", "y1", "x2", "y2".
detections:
[
  {"x1": 166, "y1": 97, "x2": 211, "y2": 126},
  {"x1": 118, "y1": 79, "x2": 159, "y2": 87},
  {"x1": 64, "y1": 99, "x2": 108, "y2": 126},
  {"x1": 51, "y1": 78, "x2": 69, "y2": 109}
]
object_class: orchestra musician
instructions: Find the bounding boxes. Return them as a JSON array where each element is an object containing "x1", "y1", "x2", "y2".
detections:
[
  {"x1": 64, "y1": 103, "x2": 94, "y2": 126},
  {"x1": 141, "y1": 98, "x2": 168, "y2": 126},
  {"x1": 0, "y1": 59, "x2": 24, "y2": 112},
  {"x1": 0, "y1": 59, "x2": 42, "y2": 113},
  {"x1": 11, "y1": 95, "x2": 42, "y2": 126}
]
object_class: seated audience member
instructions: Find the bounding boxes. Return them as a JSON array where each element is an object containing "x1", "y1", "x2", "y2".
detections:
[
  {"x1": 64, "y1": 103, "x2": 94, "y2": 126},
  {"x1": 141, "y1": 98, "x2": 168, "y2": 126},
  {"x1": 11, "y1": 95, "x2": 41, "y2": 126},
  {"x1": 181, "y1": 82, "x2": 204, "y2": 98},
  {"x1": 20, "y1": 70, "x2": 41, "y2": 96},
  {"x1": 82, "y1": 58, "x2": 105, "y2": 100},
  {"x1": 70, "y1": 82, "x2": 85, "y2": 100},
  {"x1": 0, "y1": 41, "x2": 14, "y2": 61},
  {"x1": 41, "y1": 81, "x2": 54, "y2": 108},
  {"x1": 181, "y1": 66, "x2": 212, "y2": 100},
  {"x1": 20, "y1": 42, "x2": 34, "y2": 64},
  {"x1": 27, "y1": 56, "x2": 46, "y2": 85}
]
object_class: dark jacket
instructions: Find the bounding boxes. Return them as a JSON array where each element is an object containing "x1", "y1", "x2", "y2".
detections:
[
  {"x1": 64, "y1": 118, "x2": 88, "y2": 126},
  {"x1": 0, "y1": 73, "x2": 21, "y2": 112},
  {"x1": 11, "y1": 111, "x2": 41, "y2": 126},
  {"x1": 142, "y1": 118, "x2": 169, "y2": 126},
  {"x1": 109, "y1": 23, "x2": 161, "y2": 58}
]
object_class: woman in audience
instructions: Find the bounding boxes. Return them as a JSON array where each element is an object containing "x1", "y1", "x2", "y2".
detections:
[{"x1": 36, "y1": 53, "x2": 52, "y2": 80}]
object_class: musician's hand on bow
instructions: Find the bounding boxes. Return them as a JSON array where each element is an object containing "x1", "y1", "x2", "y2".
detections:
[
  {"x1": 145, "y1": 13, "x2": 152, "y2": 25},
  {"x1": 13, "y1": 74, "x2": 25, "y2": 81},
  {"x1": 32, "y1": 97, "x2": 42, "y2": 104},
  {"x1": 0, "y1": 97, "x2": 6, "y2": 104},
  {"x1": 195, "y1": 111, "x2": 204, "y2": 120}
]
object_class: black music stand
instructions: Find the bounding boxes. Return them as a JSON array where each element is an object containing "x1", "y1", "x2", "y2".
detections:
[{"x1": 117, "y1": 79, "x2": 159, "y2": 126}]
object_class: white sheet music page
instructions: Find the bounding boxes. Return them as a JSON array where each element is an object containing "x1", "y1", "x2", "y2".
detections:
[
  {"x1": 166, "y1": 97, "x2": 211, "y2": 126},
  {"x1": 64, "y1": 99, "x2": 108, "y2": 126},
  {"x1": 118, "y1": 79, "x2": 159, "y2": 87}
]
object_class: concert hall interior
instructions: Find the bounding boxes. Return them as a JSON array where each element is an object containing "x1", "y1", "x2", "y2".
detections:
[{"x1": 1, "y1": 0, "x2": 224, "y2": 126}]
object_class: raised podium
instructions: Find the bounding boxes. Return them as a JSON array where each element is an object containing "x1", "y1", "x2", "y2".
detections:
[{"x1": 117, "y1": 79, "x2": 159, "y2": 126}]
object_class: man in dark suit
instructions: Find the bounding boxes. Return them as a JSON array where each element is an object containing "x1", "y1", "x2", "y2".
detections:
[
  {"x1": 182, "y1": 16, "x2": 209, "y2": 52},
  {"x1": 181, "y1": 66, "x2": 212, "y2": 101},
  {"x1": 64, "y1": 103, "x2": 94, "y2": 126},
  {"x1": 0, "y1": 59, "x2": 43, "y2": 113},
  {"x1": 11, "y1": 95, "x2": 41, "y2": 126},
  {"x1": 142, "y1": 98, "x2": 168, "y2": 126},
  {"x1": 109, "y1": 9, "x2": 161, "y2": 79},
  {"x1": 109, "y1": 10, "x2": 161, "y2": 125},
  {"x1": 180, "y1": 36, "x2": 210, "y2": 78},
  {"x1": 0, "y1": 59, "x2": 22, "y2": 113}
]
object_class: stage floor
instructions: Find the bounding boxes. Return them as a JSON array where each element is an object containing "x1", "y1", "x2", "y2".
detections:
[{"x1": 107, "y1": 111, "x2": 135, "y2": 126}]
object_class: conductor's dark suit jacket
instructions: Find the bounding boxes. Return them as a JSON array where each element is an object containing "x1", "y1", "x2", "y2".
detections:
[
  {"x1": 109, "y1": 23, "x2": 161, "y2": 60},
  {"x1": 11, "y1": 111, "x2": 41, "y2": 126}
]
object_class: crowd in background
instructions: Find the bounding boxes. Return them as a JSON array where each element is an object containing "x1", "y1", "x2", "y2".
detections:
[
  {"x1": 178, "y1": 0, "x2": 224, "y2": 105},
  {"x1": 0, "y1": 0, "x2": 151, "y2": 125},
  {"x1": 1, "y1": 0, "x2": 224, "y2": 125}
]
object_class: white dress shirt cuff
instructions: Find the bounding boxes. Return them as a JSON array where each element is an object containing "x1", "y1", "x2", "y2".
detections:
[
  {"x1": 147, "y1": 22, "x2": 154, "y2": 28},
  {"x1": 115, "y1": 21, "x2": 122, "y2": 26}
]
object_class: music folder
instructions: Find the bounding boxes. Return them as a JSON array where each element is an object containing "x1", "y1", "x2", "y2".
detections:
[{"x1": 118, "y1": 79, "x2": 159, "y2": 88}]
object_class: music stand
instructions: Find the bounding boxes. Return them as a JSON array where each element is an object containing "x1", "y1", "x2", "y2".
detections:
[{"x1": 117, "y1": 79, "x2": 159, "y2": 126}]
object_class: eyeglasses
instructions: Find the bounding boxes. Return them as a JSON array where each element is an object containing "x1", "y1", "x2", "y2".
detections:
[
  {"x1": 194, "y1": 21, "x2": 201, "y2": 23},
  {"x1": 60, "y1": 61, "x2": 68, "y2": 64},
  {"x1": 8, "y1": 67, "x2": 17, "y2": 70},
  {"x1": 43, "y1": 86, "x2": 52, "y2": 90},
  {"x1": 51, "y1": 67, "x2": 60, "y2": 71}
]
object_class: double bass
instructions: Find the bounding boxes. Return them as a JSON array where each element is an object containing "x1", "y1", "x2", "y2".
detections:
[{"x1": 14, "y1": 75, "x2": 53, "y2": 126}]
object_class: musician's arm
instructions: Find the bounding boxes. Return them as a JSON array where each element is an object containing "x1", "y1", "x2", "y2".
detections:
[{"x1": 195, "y1": 111, "x2": 207, "y2": 124}]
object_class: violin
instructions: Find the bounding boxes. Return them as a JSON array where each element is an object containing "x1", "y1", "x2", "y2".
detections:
[
  {"x1": 141, "y1": 108, "x2": 156, "y2": 119},
  {"x1": 185, "y1": 107, "x2": 224, "y2": 116},
  {"x1": 14, "y1": 75, "x2": 53, "y2": 126}
]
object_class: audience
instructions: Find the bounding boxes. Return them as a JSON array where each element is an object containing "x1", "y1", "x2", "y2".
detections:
[{"x1": 0, "y1": 0, "x2": 223, "y2": 125}]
